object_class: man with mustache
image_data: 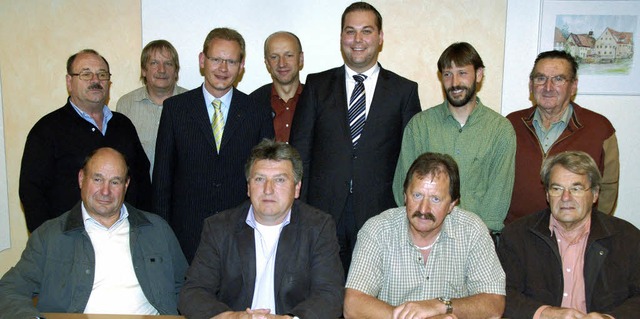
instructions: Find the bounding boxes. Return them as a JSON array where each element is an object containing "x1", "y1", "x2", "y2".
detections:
[
  {"x1": 504, "y1": 50, "x2": 618, "y2": 225},
  {"x1": 392, "y1": 42, "x2": 515, "y2": 240},
  {"x1": 345, "y1": 152, "x2": 505, "y2": 319},
  {"x1": 19, "y1": 49, "x2": 152, "y2": 232},
  {"x1": 250, "y1": 31, "x2": 304, "y2": 143},
  {"x1": 117, "y1": 40, "x2": 187, "y2": 175}
]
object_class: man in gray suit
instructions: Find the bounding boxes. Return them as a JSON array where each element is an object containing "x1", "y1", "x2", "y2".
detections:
[
  {"x1": 178, "y1": 140, "x2": 344, "y2": 319},
  {"x1": 290, "y1": 1, "x2": 421, "y2": 274},
  {"x1": 153, "y1": 28, "x2": 274, "y2": 262}
]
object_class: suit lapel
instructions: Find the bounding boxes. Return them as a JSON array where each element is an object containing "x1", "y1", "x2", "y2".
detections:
[
  {"x1": 333, "y1": 67, "x2": 352, "y2": 144},
  {"x1": 189, "y1": 88, "x2": 217, "y2": 150},
  {"x1": 220, "y1": 88, "x2": 246, "y2": 151},
  {"x1": 358, "y1": 65, "x2": 389, "y2": 148},
  {"x1": 235, "y1": 217, "x2": 257, "y2": 303},
  {"x1": 274, "y1": 206, "x2": 298, "y2": 304}
]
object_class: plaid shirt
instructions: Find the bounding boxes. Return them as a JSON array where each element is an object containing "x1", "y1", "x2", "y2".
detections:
[{"x1": 346, "y1": 206, "x2": 505, "y2": 306}]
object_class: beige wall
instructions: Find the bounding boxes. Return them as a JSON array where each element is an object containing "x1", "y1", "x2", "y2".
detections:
[
  {"x1": 0, "y1": 0, "x2": 142, "y2": 274},
  {"x1": 0, "y1": 0, "x2": 507, "y2": 275}
]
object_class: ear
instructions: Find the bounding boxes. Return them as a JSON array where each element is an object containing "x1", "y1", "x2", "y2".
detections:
[
  {"x1": 475, "y1": 67, "x2": 484, "y2": 83},
  {"x1": 570, "y1": 77, "x2": 579, "y2": 97},
  {"x1": 378, "y1": 30, "x2": 384, "y2": 46},
  {"x1": 78, "y1": 169, "x2": 85, "y2": 189},
  {"x1": 199, "y1": 52, "x2": 206, "y2": 69},
  {"x1": 592, "y1": 187, "x2": 599, "y2": 204},
  {"x1": 298, "y1": 51, "x2": 305, "y2": 69},
  {"x1": 66, "y1": 74, "x2": 73, "y2": 92},
  {"x1": 447, "y1": 198, "x2": 459, "y2": 214},
  {"x1": 294, "y1": 181, "x2": 302, "y2": 199}
]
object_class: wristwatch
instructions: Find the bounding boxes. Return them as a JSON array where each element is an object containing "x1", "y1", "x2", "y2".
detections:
[{"x1": 438, "y1": 297, "x2": 453, "y2": 314}]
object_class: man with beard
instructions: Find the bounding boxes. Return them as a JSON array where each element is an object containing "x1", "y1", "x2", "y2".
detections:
[
  {"x1": 345, "y1": 152, "x2": 505, "y2": 319},
  {"x1": 392, "y1": 42, "x2": 515, "y2": 237},
  {"x1": 19, "y1": 49, "x2": 152, "y2": 232},
  {"x1": 250, "y1": 31, "x2": 304, "y2": 143}
]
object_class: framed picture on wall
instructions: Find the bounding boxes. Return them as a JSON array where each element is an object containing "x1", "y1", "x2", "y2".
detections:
[{"x1": 539, "y1": 0, "x2": 640, "y2": 95}]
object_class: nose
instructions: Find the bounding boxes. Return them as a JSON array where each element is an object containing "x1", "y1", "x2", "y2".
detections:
[
  {"x1": 218, "y1": 60, "x2": 228, "y2": 72},
  {"x1": 543, "y1": 78, "x2": 554, "y2": 91},
  {"x1": 157, "y1": 62, "x2": 165, "y2": 73},
  {"x1": 417, "y1": 198, "x2": 431, "y2": 214},
  {"x1": 277, "y1": 57, "x2": 286, "y2": 68},
  {"x1": 100, "y1": 182, "x2": 111, "y2": 196},
  {"x1": 263, "y1": 179, "x2": 274, "y2": 194},
  {"x1": 354, "y1": 31, "x2": 363, "y2": 42},
  {"x1": 560, "y1": 188, "x2": 572, "y2": 201}
]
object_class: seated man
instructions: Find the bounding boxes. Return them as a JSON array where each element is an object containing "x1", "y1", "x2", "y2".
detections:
[
  {"x1": 178, "y1": 139, "x2": 344, "y2": 319},
  {"x1": 498, "y1": 151, "x2": 640, "y2": 318},
  {"x1": 0, "y1": 147, "x2": 188, "y2": 318},
  {"x1": 345, "y1": 152, "x2": 505, "y2": 319}
]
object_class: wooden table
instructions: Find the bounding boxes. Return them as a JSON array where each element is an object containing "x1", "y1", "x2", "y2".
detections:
[{"x1": 43, "y1": 313, "x2": 185, "y2": 319}]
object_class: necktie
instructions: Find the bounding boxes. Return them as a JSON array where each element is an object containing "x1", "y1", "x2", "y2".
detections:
[
  {"x1": 212, "y1": 99, "x2": 224, "y2": 152},
  {"x1": 348, "y1": 74, "x2": 367, "y2": 147}
]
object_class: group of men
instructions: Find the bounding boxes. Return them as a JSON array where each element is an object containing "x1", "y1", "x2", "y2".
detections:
[{"x1": 1, "y1": 1, "x2": 637, "y2": 318}]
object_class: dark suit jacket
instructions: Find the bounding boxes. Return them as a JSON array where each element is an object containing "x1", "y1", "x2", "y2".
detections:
[
  {"x1": 290, "y1": 64, "x2": 421, "y2": 228},
  {"x1": 498, "y1": 209, "x2": 640, "y2": 318},
  {"x1": 152, "y1": 87, "x2": 274, "y2": 262},
  {"x1": 178, "y1": 200, "x2": 344, "y2": 319},
  {"x1": 19, "y1": 100, "x2": 151, "y2": 232},
  {"x1": 249, "y1": 83, "x2": 275, "y2": 117}
]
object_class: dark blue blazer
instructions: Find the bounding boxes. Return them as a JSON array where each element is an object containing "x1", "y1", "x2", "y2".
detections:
[
  {"x1": 152, "y1": 86, "x2": 274, "y2": 262},
  {"x1": 178, "y1": 200, "x2": 344, "y2": 319},
  {"x1": 290, "y1": 65, "x2": 421, "y2": 229}
]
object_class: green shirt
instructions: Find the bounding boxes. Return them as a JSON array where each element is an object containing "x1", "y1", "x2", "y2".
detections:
[{"x1": 392, "y1": 99, "x2": 516, "y2": 231}]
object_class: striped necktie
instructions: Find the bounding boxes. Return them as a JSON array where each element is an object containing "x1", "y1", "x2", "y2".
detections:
[
  {"x1": 348, "y1": 74, "x2": 367, "y2": 147},
  {"x1": 212, "y1": 99, "x2": 224, "y2": 152}
]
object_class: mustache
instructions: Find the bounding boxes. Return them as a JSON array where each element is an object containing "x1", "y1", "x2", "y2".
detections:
[
  {"x1": 88, "y1": 83, "x2": 104, "y2": 90},
  {"x1": 411, "y1": 211, "x2": 436, "y2": 222}
]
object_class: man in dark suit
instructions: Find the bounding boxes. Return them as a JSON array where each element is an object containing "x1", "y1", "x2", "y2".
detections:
[
  {"x1": 290, "y1": 1, "x2": 421, "y2": 273},
  {"x1": 250, "y1": 31, "x2": 304, "y2": 143},
  {"x1": 178, "y1": 139, "x2": 344, "y2": 319},
  {"x1": 153, "y1": 28, "x2": 274, "y2": 262}
]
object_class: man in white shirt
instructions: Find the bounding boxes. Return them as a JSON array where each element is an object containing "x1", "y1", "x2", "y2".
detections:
[
  {"x1": 0, "y1": 147, "x2": 187, "y2": 318},
  {"x1": 179, "y1": 139, "x2": 344, "y2": 319}
]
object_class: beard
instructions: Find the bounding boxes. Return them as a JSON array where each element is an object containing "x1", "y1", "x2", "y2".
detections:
[{"x1": 446, "y1": 81, "x2": 476, "y2": 107}]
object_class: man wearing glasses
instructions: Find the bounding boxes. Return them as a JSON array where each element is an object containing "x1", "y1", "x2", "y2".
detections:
[
  {"x1": 498, "y1": 151, "x2": 640, "y2": 318},
  {"x1": 505, "y1": 50, "x2": 619, "y2": 225},
  {"x1": 19, "y1": 49, "x2": 151, "y2": 232},
  {"x1": 153, "y1": 28, "x2": 274, "y2": 262}
]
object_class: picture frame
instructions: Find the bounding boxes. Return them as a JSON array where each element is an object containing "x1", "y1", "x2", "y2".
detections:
[{"x1": 538, "y1": 0, "x2": 640, "y2": 95}]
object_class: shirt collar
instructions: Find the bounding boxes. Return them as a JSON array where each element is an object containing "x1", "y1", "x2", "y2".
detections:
[
  {"x1": 246, "y1": 205, "x2": 292, "y2": 229},
  {"x1": 202, "y1": 84, "x2": 234, "y2": 109},
  {"x1": 81, "y1": 202, "x2": 129, "y2": 231},
  {"x1": 534, "y1": 103, "x2": 574, "y2": 128},
  {"x1": 344, "y1": 63, "x2": 380, "y2": 81}
]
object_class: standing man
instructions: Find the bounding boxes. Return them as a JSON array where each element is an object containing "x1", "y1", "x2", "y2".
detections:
[
  {"x1": 393, "y1": 42, "x2": 516, "y2": 234},
  {"x1": 179, "y1": 140, "x2": 344, "y2": 319},
  {"x1": 498, "y1": 151, "x2": 639, "y2": 318},
  {"x1": 19, "y1": 49, "x2": 151, "y2": 232},
  {"x1": 505, "y1": 50, "x2": 619, "y2": 224},
  {"x1": 345, "y1": 153, "x2": 505, "y2": 319},
  {"x1": 250, "y1": 31, "x2": 304, "y2": 143},
  {"x1": 117, "y1": 40, "x2": 188, "y2": 175},
  {"x1": 290, "y1": 2, "x2": 421, "y2": 273},
  {"x1": 153, "y1": 28, "x2": 274, "y2": 262},
  {"x1": 1, "y1": 148, "x2": 187, "y2": 317}
]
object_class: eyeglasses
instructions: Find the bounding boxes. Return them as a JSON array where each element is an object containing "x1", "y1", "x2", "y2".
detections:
[
  {"x1": 205, "y1": 55, "x2": 240, "y2": 67},
  {"x1": 531, "y1": 75, "x2": 571, "y2": 86},
  {"x1": 69, "y1": 71, "x2": 111, "y2": 81},
  {"x1": 547, "y1": 185, "x2": 591, "y2": 197}
]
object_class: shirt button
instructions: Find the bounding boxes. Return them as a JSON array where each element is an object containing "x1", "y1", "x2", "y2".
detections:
[
  {"x1": 285, "y1": 124, "x2": 289, "y2": 127},
  {"x1": 563, "y1": 292, "x2": 568, "y2": 297},
  {"x1": 566, "y1": 268, "x2": 571, "y2": 272}
]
